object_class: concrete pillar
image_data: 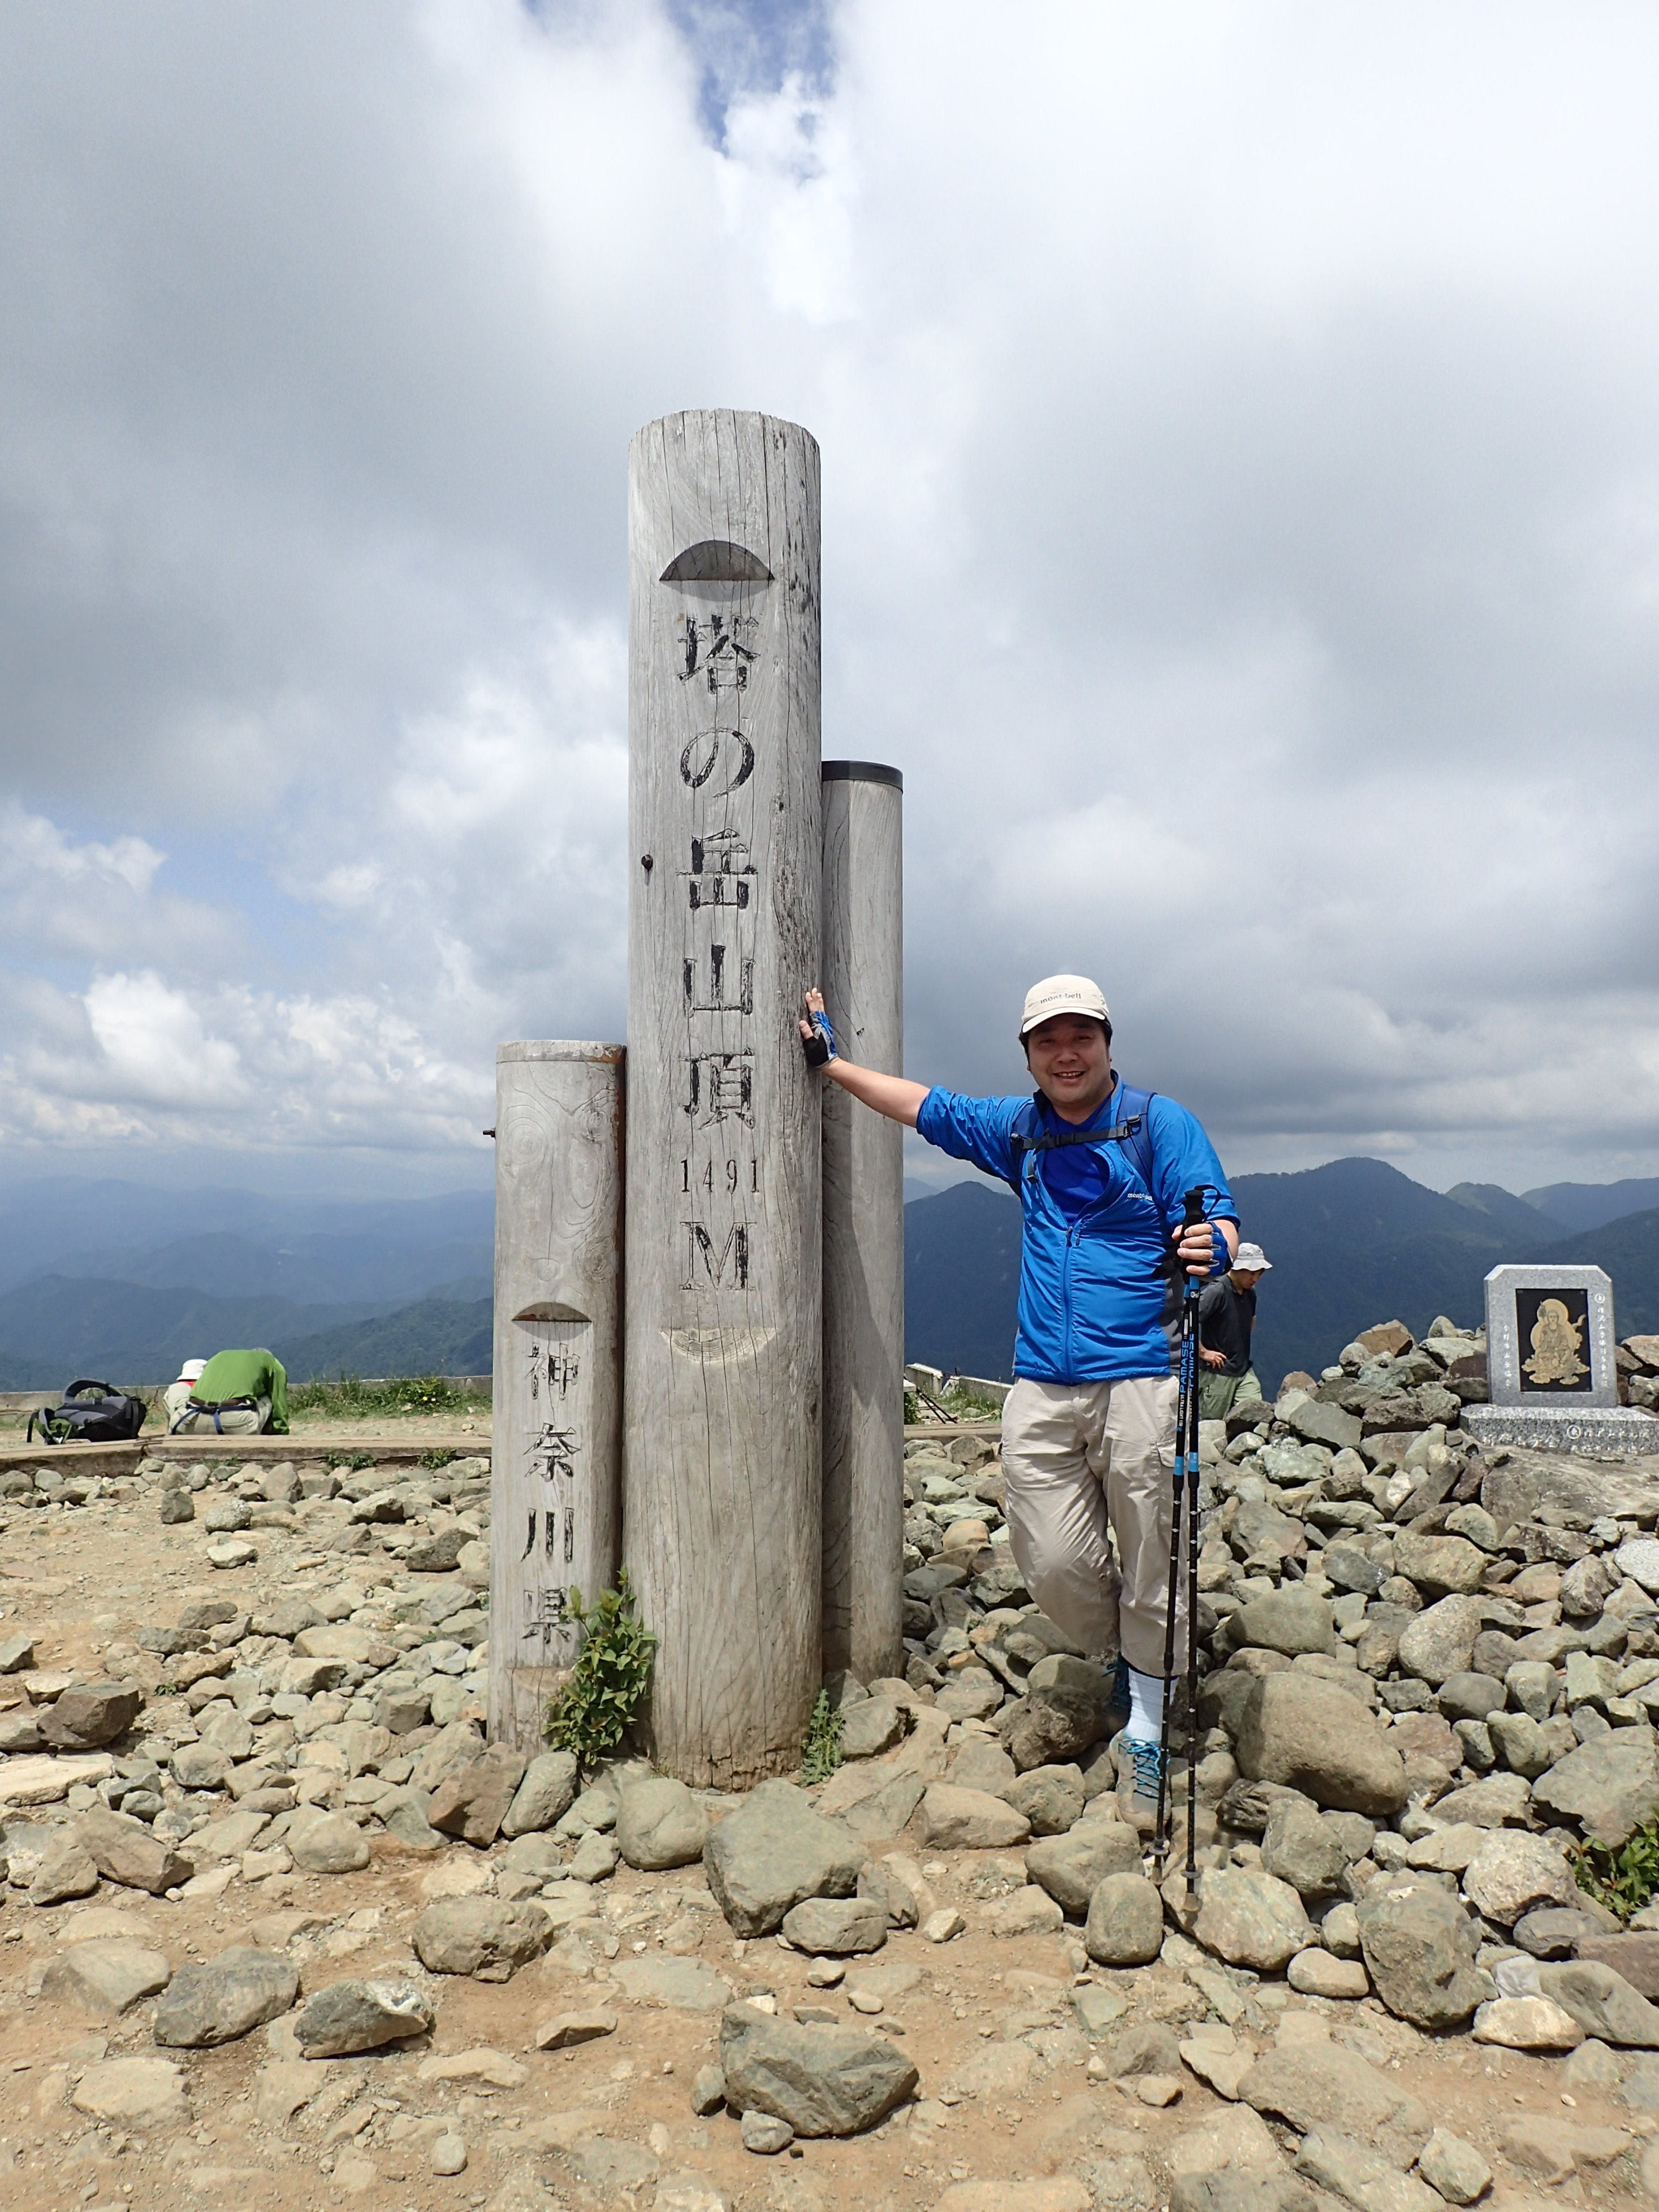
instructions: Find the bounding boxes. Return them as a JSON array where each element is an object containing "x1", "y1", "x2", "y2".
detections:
[
  {"x1": 622, "y1": 410, "x2": 824, "y2": 1789},
  {"x1": 487, "y1": 1041, "x2": 624, "y2": 1753},
  {"x1": 820, "y1": 760, "x2": 906, "y2": 1685}
]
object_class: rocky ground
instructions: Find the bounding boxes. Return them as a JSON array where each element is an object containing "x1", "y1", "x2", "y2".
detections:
[{"x1": 5, "y1": 1322, "x2": 1659, "y2": 2212}]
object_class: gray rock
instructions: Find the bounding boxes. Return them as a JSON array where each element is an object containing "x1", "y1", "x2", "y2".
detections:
[
  {"x1": 1294, "y1": 2129, "x2": 1441, "y2": 2212},
  {"x1": 1103, "y1": 2022, "x2": 1184, "y2": 2077},
  {"x1": 39, "y1": 1680, "x2": 142, "y2": 1751},
  {"x1": 1487, "y1": 1710, "x2": 1552, "y2": 1779},
  {"x1": 159, "y1": 1489, "x2": 194, "y2": 1525},
  {"x1": 153, "y1": 1946, "x2": 299, "y2": 2046},
  {"x1": 1084, "y1": 1872, "x2": 1165, "y2": 1966},
  {"x1": 1392, "y1": 1533, "x2": 1486, "y2": 1599},
  {"x1": 1193, "y1": 1868, "x2": 1312, "y2": 1972},
  {"x1": 933, "y1": 1668, "x2": 1004, "y2": 1722},
  {"x1": 916, "y1": 1783, "x2": 1031, "y2": 1850},
  {"x1": 293, "y1": 1978, "x2": 435, "y2": 2056},
  {"x1": 703, "y1": 1779, "x2": 864, "y2": 1938},
  {"x1": 501, "y1": 1749, "x2": 581, "y2": 1838},
  {"x1": 1261, "y1": 1799, "x2": 1350, "y2": 1901},
  {"x1": 28, "y1": 1833, "x2": 100, "y2": 1905},
  {"x1": 570, "y1": 1829, "x2": 619, "y2": 1881},
  {"x1": 1532, "y1": 1734, "x2": 1659, "y2": 1847},
  {"x1": 1437, "y1": 1671, "x2": 1506, "y2": 1723},
  {"x1": 1287, "y1": 1400, "x2": 1363, "y2": 1453},
  {"x1": 171, "y1": 1741, "x2": 232, "y2": 1789},
  {"x1": 70, "y1": 2055, "x2": 190, "y2": 2129},
  {"x1": 690, "y1": 2063, "x2": 726, "y2": 2115},
  {"x1": 1002, "y1": 1763, "x2": 1085, "y2": 1835},
  {"x1": 1172, "y1": 2180, "x2": 1316, "y2": 2212},
  {"x1": 202, "y1": 1498, "x2": 252, "y2": 1532},
  {"x1": 741, "y1": 2110, "x2": 794, "y2": 2154},
  {"x1": 1396, "y1": 1597, "x2": 1488, "y2": 1687},
  {"x1": 430, "y1": 2135, "x2": 467, "y2": 2176},
  {"x1": 1576, "y1": 1932, "x2": 1659, "y2": 1998},
  {"x1": 1461, "y1": 1831, "x2": 1577, "y2": 1926},
  {"x1": 1232, "y1": 1499, "x2": 1310, "y2": 1566},
  {"x1": 780, "y1": 1897, "x2": 887, "y2": 1955},
  {"x1": 1005, "y1": 1653, "x2": 1113, "y2": 1770},
  {"x1": 838, "y1": 1698, "x2": 906, "y2": 1761},
  {"x1": 1235, "y1": 1589, "x2": 1337, "y2": 1657},
  {"x1": 1324, "y1": 1543, "x2": 1388, "y2": 1597},
  {"x1": 405, "y1": 1528, "x2": 470, "y2": 1572},
  {"x1": 0, "y1": 1631, "x2": 37, "y2": 1672},
  {"x1": 1235, "y1": 1674, "x2": 1407, "y2": 1817},
  {"x1": 611, "y1": 1955, "x2": 733, "y2": 2011},
  {"x1": 1515, "y1": 1904, "x2": 1616, "y2": 1958},
  {"x1": 1536, "y1": 1959, "x2": 1659, "y2": 2047},
  {"x1": 287, "y1": 1810, "x2": 370, "y2": 1875},
  {"x1": 43, "y1": 1941, "x2": 172, "y2": 2017},
  {"x1": 1026, "y1": 1816, "x2": 1142, "y2": 1917},
  {"x1": 1415, "y1": 2129, "x2": 1492, "y2": 2206},
  {"x1": 947, "y1": 1737, "x2": 1017, "y2": 1793},
  {"x1": 1239, "y1": 2041, "x2": 1432, "y2": 2164},
  {"x1": 1430, "y1": 1772, "x2": 1533, "y2": 1827},
  {"x1": 75, "y1": 1806, "x2": 193, "y2": 1894},
  {"x1": 412, "y1": 1898, "x2": 552, "y2": 1979},
  {"x1": 1355, "y1": 1886, "x2": 1486, "y2": 2031},
  {"x1": 427, "y1": 1747, "x2": 527, "y2": 1849},
  {"x1": 719, "y1": 2000, "x2": 919, "y2": 2136},
  {"x1": 616, "y1": 1777, "x2": 708, "y2": 1871}
]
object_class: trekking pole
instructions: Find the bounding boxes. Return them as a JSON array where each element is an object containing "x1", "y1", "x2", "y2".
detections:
[
  {"x1": 1153, "y1": 1183, "x2": 1209, "y2": 1876},
  {"x1": 1183, "y1": 1217, "x2": 1208, "y2": 1901}
]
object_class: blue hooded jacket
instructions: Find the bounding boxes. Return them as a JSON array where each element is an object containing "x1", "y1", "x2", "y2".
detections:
[{"x1": 915, "y1": 1078, "x2": 1238, "y2": 1384}]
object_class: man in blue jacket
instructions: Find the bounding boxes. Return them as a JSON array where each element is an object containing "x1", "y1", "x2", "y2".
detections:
[{"x1": 801, "y1": 973, "x2": 1238, "y2": 1826}]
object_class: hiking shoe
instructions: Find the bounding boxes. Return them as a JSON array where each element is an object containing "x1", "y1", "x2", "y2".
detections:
[{"x1": 1116, "y1": 1733, "x2": 1165, "y2": 1838}]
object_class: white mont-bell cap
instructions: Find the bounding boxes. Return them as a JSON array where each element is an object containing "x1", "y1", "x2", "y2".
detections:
[
  {"x1": 1020, "y1": 973, "x2": 1111, "y2": 1038},
  {"x1": 1235, "y1": 1243, "x2": 1272, "y2": 1272},
  {"x1": 180, "y1": 1358, "x2": 207, "y2": 1383}
]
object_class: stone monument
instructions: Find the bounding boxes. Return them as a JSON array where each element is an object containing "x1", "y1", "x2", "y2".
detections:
[{"x1": 1465, "y1": 1262, "x2": 1657, "y2": 1458}]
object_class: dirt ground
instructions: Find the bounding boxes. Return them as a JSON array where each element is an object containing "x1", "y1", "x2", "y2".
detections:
[{"x1": 0, "y1": 1448, "x2": 1654, "y2": 2212}]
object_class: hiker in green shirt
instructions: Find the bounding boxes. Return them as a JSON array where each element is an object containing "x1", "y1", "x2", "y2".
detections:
[{"x1": 170, "y1": 1347, "x2": 291, "y2": 1435}]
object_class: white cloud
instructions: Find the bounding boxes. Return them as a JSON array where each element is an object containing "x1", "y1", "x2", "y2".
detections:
[{"x1": 2, "y1": 1, "x2": 1659, "y2": 1200}]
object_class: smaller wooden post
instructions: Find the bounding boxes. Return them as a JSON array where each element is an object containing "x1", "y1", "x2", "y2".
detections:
[
  {"x1": 488, "y1": 1041, "x2": 625, "y2": 1752},
  {"x1": 820, "y1": 761, "x2": 905, "y2": 1684}
]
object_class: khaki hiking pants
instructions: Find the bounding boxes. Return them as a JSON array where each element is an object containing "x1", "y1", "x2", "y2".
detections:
[{"x1": 1000, "y1": 1374, "x2": 1184, "y2": 1678}]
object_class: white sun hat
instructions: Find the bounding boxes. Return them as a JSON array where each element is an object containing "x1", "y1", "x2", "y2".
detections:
[{"x1": 1019, "y1": 974, "x2": 1111, "y2": 1037}]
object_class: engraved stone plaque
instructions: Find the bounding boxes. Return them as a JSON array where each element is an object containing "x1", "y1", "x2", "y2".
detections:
[
  {"x1": 1484, "y1": 1264, "x2": 1616, "y2": 1409},
  {"x1": 1465, "y1": 1260, "x2": 1659, "y2": 1459}
]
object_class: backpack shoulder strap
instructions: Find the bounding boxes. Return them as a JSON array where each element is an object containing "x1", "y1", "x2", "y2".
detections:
[{"x1": 1112, "y1": 1085, "x2": 1158, "y2": 1197}]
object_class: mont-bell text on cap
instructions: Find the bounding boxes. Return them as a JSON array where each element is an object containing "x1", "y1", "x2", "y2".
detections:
[{"x1": 1020, "y1": 973, "x2": 1111, "y2": 1036}]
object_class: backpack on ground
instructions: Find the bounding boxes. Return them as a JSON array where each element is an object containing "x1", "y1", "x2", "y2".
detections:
[{"x1": 27, "y1": 1379, "x2": 149, "y2": 1447}]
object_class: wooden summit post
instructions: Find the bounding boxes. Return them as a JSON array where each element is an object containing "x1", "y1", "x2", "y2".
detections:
[
  {"x1": 488, "y1": 1041, "x2": 624, "y2": 1752},
  {"x1": 820, "y1": 761, "x2": 905, "y2": 1684},
  {"x1": 623, "y1": 410, "x2": 823, "y2": 1788}
]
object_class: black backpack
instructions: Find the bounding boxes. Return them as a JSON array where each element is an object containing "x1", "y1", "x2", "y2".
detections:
[{"x1": 27, "y1": 1379, "x2": 149, "y2": 1447}]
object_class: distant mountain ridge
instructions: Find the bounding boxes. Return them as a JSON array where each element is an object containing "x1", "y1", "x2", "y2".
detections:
[
  {"x1": 6, "y1": 1162, "x2": 1657, "y2": 1400},
  {"x1": 902, "y1": 1156, "x2": 1659, "y2": 1391},
  {"x1": 0, "y1": 1177, "x2": 493, "y2": 1391}
]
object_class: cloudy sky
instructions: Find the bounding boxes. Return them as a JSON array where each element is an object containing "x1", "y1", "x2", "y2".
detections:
[{"x1": 3, "y1": 0, "x2": 1658, "y2": 1201}]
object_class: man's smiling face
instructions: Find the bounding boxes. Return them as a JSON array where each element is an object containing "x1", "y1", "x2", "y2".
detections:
[{"x1": 1023, "y1": 1012, "x2": 1112, "y2": 1121}]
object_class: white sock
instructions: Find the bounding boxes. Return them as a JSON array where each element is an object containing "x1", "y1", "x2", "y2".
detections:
[{"x1": 1127, "y1": 1668, "x2": 1165, "y2": 1743}]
